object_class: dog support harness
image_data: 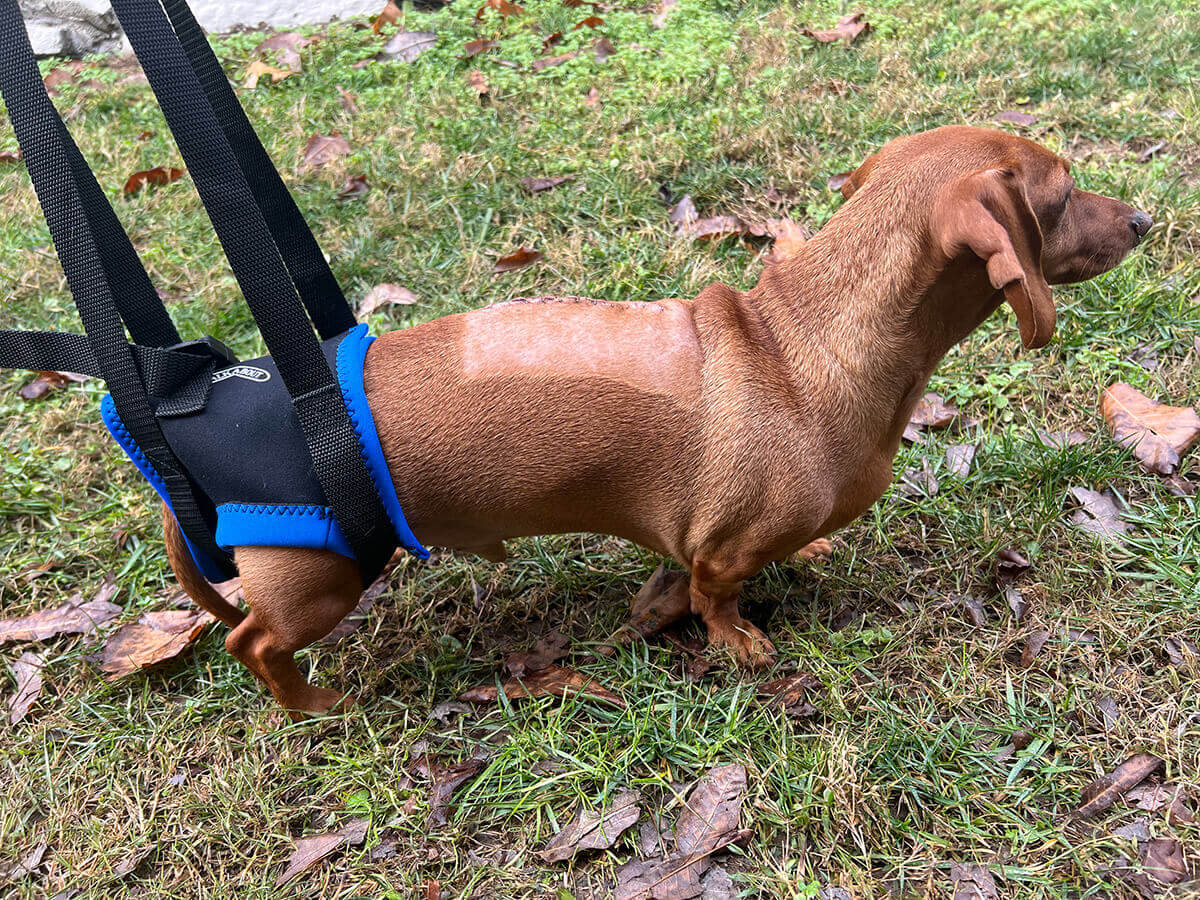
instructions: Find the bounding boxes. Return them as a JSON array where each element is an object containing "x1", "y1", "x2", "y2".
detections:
[{"x1": 0, "y1": 0, "x2": 426, "y2": 584}]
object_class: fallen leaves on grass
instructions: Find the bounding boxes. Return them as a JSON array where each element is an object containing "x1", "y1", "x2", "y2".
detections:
[
  {"x1": 505, "y1": 630, "x2": 570, "y2": 677},
  {"x1": 253, "y1": 31, "x2": 312, "y2": 72},
  {"x1": 1137, "y1": 141, "x2": 1167, "y2": 164},
  {"x1": 359, "y1": 282, "x2": 418, "y2": 315},
  {"x1": 1068, "y1": 486, "x2": 1129, "y2": 542},
  {"x1": 467, "y1": 68, "x2": 490, "y2": 98},
  {"x1": 476, "y1": 0, "x2": 524, "y2": 20},
  {"x1": 412, "y1": 754, "x2": 486, "y2": 826},
  {"x1": 903, "y1": 393, "x2": 962, "y2": 442},
  {"x1": 668, "y1": 194, "x2": 698, "y2": 230},
  {"x1": 1036, "y1": 429, "x2": 1089, "y2": 450},
  {"x1": 0, "y1": 583, "x2": 121, "y2": 644},
  {"x1": 519, "y1": 175, "x2": 573, "y2": 193},
  {"x1": 276, "y1": 818, "x2": 369, "y2": 887},
  {"x1": 996, "y1": 548, "x2": 1031, "y2": 584},
  {"x1": 0, "y1": 842, "x2": 47, "y2": 881},
  {"x1": 301, "y1": 134, "x2": 352, "y2": 171},
  {"x1": 651, "y1": 0, "x2": 677, "y2": 28},
  {"x1": 585, "y1": 85, "x2": 601, "y2": 107},
  {"x1": 959, "y1": 595, "x2": 987, "y2": 627},
  {"x1": 8, "y1": 652, "x2": 44, "y2": 724},
  {"x1": 377, "y1": 30, "x2": 437, "y2": 63},
  {"x1": 1127, "y1": 783, "x2": 1197, "y2": 824},
  {"x1": 828, "y1": 170, "x2": 852, "y2": 191},
  {"x1": 242, "y1": 60, "x2": 295, "y2": 88},
  {"x1": 1164, "y1": 637, "x2": 1198, "y2": 670},
  {"x1": 464, "y1": 38, "x2": 499, "y2": 57},
  {"x1": 574, "y1": 15, "x2": 604, "y2": 28},
  {"x1": 99, "y1": 609, "x2": 214, "y2": 679},
  {"x1": 336, "y1": 173, "x2": 371, "y2": 201},
  {"x1": 945, "y1": 443, "x2": 977, "y2": 478},
  {"x1": 757, "y1": 672, "x2": 821, "y2": 719},
  {"x1": 995, "y1": 110, "x2": 1038, "y2": 127},
  {"x1": 16, "y1": 369, "x2": 87, "y2": 400},
  {"x1": 614, "y1": 764, "x2": 749, "y2": 900},
  {"x1": 540, "y1": 789, "x2": 642, "y2": 862},
  {"x1": 1141, "y1": 838, "x2": 1189, "y2": 884},
  {"x1": 532, "y1": 49, "x2": 580, "y2": 71},
  {"x1": 460, "y1": 664, "x2": 623, "y2": 706},
  {"x1": 1101, "y1": 382, "x2": 1200, "y2": 476},
  {"x1": 123, "y1": 165, "x2": 185, "y2": 196},
  {"x1": 1021, "y1": 630, "x2": 1050, "y2": 667},
  {"x1": 0, "y1": 148, "x2": 22, "y2": 165},
  {"x1": 950, "y1": 863, "x2": 999, "y2": 899},
  {"x1": 900, "y1": 460, "x2": 940, "y2": 497},
  {"x1": 1077, "y1": 753, "x2": 1165, "y2": 818},
  {"x1": 593, "y1": 36, "x2": 618, "y2": 60},
  {"x1": 493, "y1": 247, "x2": 543, "y2": 273},
  {"x1": 372, "y1": 0, "x2": 401, "y2": 33},
  {"x1": 801, "y1": 12, "x2": 871, "y2": 45}
]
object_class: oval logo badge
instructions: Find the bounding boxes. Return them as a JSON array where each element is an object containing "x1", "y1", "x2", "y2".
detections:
[{"x1": 213, "y1": 365, "x2": 272, "y2": 384}]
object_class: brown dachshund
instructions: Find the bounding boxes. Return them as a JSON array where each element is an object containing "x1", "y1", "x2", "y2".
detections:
[{"x1": 166, "y1": 125, "x2": 1151, "y2": 718}]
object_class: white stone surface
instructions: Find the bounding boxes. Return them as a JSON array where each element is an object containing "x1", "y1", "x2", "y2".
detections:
[{"x1": 19, "y1": 0, "x2": 388, "y2": 57}]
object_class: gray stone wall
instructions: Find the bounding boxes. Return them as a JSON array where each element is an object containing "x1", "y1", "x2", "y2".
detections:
[{"x1": 19, "y1": 0, "x2": 387, "y2": 57}]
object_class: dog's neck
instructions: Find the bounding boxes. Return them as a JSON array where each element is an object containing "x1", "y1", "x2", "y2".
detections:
[{"x1": 745, "y1": 197, "x2": 1003, "y2": 453}]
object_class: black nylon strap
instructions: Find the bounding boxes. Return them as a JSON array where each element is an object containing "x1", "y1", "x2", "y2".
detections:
[
  {"x1": 160, "y1": 0, "x2": 356, "y2": 340},
  {"x1": 0, "y1": 0, "x2": 235, "y2": 576},
  {"x1": 109, "y1": 0, "x2": 394, "y2": 581}
]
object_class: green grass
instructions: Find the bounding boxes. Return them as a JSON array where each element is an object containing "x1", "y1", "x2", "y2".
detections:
[{"x1": 1, "y1": 0, "x2": 1198, "y2": 896}]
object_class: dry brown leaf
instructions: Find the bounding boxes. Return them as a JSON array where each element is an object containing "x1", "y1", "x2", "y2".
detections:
[
  {"x1": 99, "y1": 609, "x2": 214, "y2": 679},
  {"x1": 243, "y1": 60, "x2": 294, "y2": 89},
  {"x1": 945, "y1": 443, "x2": 977, "y2": 478},
  {"x1": 464, "y1": 38, "x2": 500, "y2": 57},
  {"x1": 372, "y1": 0, "x2": 401, "y2": 33},
  {"x1": 359, "y1": 283, "x2": 418, "y2": 315},
  {"x1": 460, "y1": 664, "x2": 623, "y2": 706},
  {"x1": 0, "y1": 590, "x2": 121, "y2": 644},
  {"x1": 475, "y1": 0, "x2": 524, "y2": 19},
  {"x1": 1077, "y1": 753, "x2": 1165, "y2": 818},
  {"x1": 900, "y1": 460, "x2": 940, "y2": 497},
  {"x1": 651, "y1": 0, "x2": 677, "y2": 28},
  {"x1": 614, "y1": 764, "x2": 748, "y2": 900},
  {"x1": 1164, "y1": 636, "x2": 1198, "y2": 670},
  {"x1": 336, "y1": 173, "x2": 371, "y2": 201},
  {"x1": 519, "y1": 175, "x2": 573, "y2": 193},
  {"x1": 996, "y1": 548, "x2": 1031, "y2": 584},
  {"x1": 574, "y1": 15, "x2": 604, "y2": 28},
  {"x1": 593, "y1": 36, "x2": 618, "y2": 61},
  {"x1": 1068, "y1": 486, "x2": 1129, "y2": 542},
  {"x1": 532, "y1": 49, "x2": 580, "y2": 70},
  {"x1": 1036, "y1": 429, "x2": 1089, "y2": 450},
  {"x1": 1101, "y1": 382, "x2": 1200, "y2": 476},
  {"x1": 17, "y1": 369, "x2": 85, "y2": 400},
  {"x1": 1137, "y1": 141, "x2": 1167, "y2": 164},
  {"x1": 505, "y1": 630, "x2": 570, "y2": 677},
  {"x1": 276, "y1": 818, "x2": 369, "y2": 887},
  {"x1": 584, "y1": 85, "x2": 601, "y2": 107},
  {"x1": 42, "y1": 67, "x2": 77, "y2": 95},
  {"x1": 8, "y1": 652, "x2": 44, "y2": 724},
  {"x1": 0, "y1": 842, "x2": 47, "y2": 881},
  {"x1": 253, "y1": 31, "x2": 311, "y2": 72},
  {"x1": 301, "y1": 134, "x2": 352, "y2": 171},
  {"x1": 540, "y1": 789, "x2": 641, "y2": 862},
  {"x1": 337, "y1": 86, "x2": 358, "y2": 115},
  {"x1": 412, "y1": 754, "x2": 486, "y2": 826},
  {"x1": 467, "y1": 69, "x2": 490, "y2": 97},
  {"x1": 668, "y1": 194, "x2": 698, "y2": 229},
  {"x1": 995, "y1": 110, "x2": 1038, "y2": 126},
  {"x1": 112, "y1": 846, "x2": 153, "y2": 879},
  {"x1": 123, "y1": 166, "x2": 184, "y2": 196},
  {"x1": 1141, "y1": 838, "x2": 1188, "y2": 884},
  {"x1": 378, "y1": 30, "x2": 437, "y2": 63},
  {"x1": 909, "y1": 392, "x2": 961, "y2": 428},
  {"x1": 950, "y1": 863, "x2": 999, "y2": 900},
  {"x1": 757, "y1": 672, "x2": 820, "y2": 718},
  {"x1": 828, "y1": 170, "x2": 852, "y2": 191},
  {"x1": 684, "y1": 215, "x2": 753, "y2": 242},
  {"x1": 1021, "y1": 629, "x2": 1050, "y2": 667},
  {"x1": 493, "y1": 247, "x2": 543, "y2": 273},
  {"x1": 801, "y1": 12, "x2": 871, "y2": 44},
  {"x1": 0, "y1": 149, "x2": 23, "y2": 165},
  {"x1": 763, "y1": 217, "x2": 809, "y2": 263}
]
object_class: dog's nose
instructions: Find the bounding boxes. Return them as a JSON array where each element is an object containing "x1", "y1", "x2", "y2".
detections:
[{"x1": 1130, "y1": 210, "x2": 1153, "y2": 242}]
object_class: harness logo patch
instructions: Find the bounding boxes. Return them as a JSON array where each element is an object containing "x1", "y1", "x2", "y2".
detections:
[{"x1": 213, "y1": 365, "x2": 272, "y2": 384}]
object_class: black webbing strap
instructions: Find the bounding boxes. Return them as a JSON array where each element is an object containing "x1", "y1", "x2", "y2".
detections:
[
  {"x1": 0, "y1": 0, "x2": 235, "y2": 576},
  {"x1": 109, "y1": 0, "x2": 395, "y2": 581},
  {"x1": 160, "y1": 0, "x2": 356, "y2": 341}
]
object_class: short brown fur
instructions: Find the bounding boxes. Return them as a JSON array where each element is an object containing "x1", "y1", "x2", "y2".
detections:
[{"x1": 167, "y1": 126, "x2": 1151, "y2": 718}]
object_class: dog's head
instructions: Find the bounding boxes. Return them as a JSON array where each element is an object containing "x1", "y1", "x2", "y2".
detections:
[{"x1": 839, "y1": 126, "x2": 1151, "y2": 349}]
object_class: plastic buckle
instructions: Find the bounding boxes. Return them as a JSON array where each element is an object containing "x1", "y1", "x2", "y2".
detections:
[{"x1": 167, "y1": 335, "x2": 240, "y2": 366}]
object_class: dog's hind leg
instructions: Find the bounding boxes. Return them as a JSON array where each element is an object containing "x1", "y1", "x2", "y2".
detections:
[{"x1": 226, "y1": 546, "x2": 362, "y2": 720}]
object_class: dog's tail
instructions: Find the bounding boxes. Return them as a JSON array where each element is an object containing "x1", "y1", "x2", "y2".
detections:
[{"x1": 161, "y1": 503, "x2": 246, "y2": 628}]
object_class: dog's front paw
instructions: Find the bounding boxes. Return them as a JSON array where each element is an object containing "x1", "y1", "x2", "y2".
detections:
[{"x1": 707, "y1": 618, "x2": 776, "y2": 669}]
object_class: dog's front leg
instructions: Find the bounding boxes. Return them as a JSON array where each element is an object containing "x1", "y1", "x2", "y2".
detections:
[{"x1": 689, "y1": 565, "x2": 775, "y2": 668}]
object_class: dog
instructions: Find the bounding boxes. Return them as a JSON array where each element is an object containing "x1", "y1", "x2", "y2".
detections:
[{"x1": 165, "y1": 125, "x2": 1151, "y2": 718}]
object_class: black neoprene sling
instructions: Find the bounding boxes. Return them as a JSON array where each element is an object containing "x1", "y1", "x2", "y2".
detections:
[{"x1": 0, "y1": 0, "x2": 396, "y2": 583}]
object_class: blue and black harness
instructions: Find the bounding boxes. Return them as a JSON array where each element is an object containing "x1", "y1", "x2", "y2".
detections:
[{"x1": 0, "y1": 0, "x2": 425, "y2": 584}]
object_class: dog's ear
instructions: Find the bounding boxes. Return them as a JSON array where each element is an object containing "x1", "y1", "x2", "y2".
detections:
[
  {"x1": 839, "y1": 151, "x2": 879, "y2": 200},
  {"x1": 933, "y1": 168, "x2": 1055, "y2": 349}
]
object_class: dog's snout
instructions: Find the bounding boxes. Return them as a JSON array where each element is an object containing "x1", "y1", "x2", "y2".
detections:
[{"x1": 1130, "y1": 210, "x2": 1153, "y2": 242}]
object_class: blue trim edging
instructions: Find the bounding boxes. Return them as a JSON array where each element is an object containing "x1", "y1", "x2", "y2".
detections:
[
  {"x1": 215, "y1": 503, "x2": 355, "y2": 558},
  {"x1": 99, "y1": 394, "x2": 232, "y2": 584},
  {"x1": 336, "y1": 324, "x2": 430, "y2": 559}
]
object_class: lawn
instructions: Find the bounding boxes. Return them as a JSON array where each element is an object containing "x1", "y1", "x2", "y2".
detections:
[{"x1": 1, "y1": 0, "x2": 1198, "y2": 896}]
